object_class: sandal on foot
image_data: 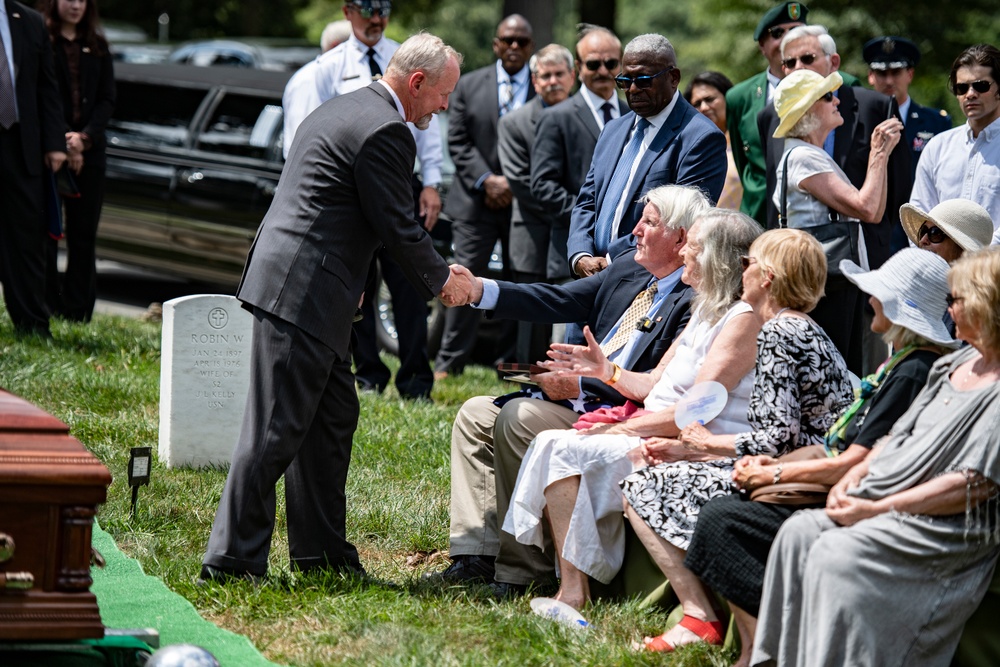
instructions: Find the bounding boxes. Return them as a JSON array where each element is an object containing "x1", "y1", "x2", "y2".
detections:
[{"x1": 642, "y1": 614, "x2": 724, "y2": 653}]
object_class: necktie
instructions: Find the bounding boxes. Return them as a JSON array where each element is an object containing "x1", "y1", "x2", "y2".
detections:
[
  {"x1": 601, "y1": 102, "x2": 614, "y2": 126},
  {"x1": 593, "y1": 118, "x2": 650, "y2": 256},
  {"x1": 367, "y1": 47, "x2": 382, "y2": 80},
  {"x1": 499, "y1": 75, "x2": 514, "y2": 116},
  {"x1": 601, "y1": 281, "x2": 658, "y2": 357},
  {"x1": 0, "y1": 32, "x2": 17, "y2": 130}
]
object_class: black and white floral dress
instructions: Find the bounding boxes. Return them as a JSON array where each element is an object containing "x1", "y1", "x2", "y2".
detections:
[{"x1": 620, "y1": 316, "x2": 853, "y2": 550}]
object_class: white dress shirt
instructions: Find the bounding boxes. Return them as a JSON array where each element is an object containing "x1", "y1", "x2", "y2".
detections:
[
  {"x1": 910, "y1": 116, "x2": 1000, "y2": 244},
  {"x1": 580, "y1": 84, "x2": 620, "y2": 131}
]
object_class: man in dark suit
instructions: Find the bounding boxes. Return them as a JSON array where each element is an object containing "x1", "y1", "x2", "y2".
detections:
[
  {"x1": 530, "y1": 26, "x2": 627, "y2": 276},
  {"x1": 433, "y1": 14, "x2": 535, "y2": 379},
  {"x1": 758, "y1": 25, "x2": 910, "y2": 375},
  {"x1": 566, "y1": 34, "x2": 727, "y2": 278},
  {"x1": 863, "y1": 36, "x2": 952, "y2": 251},
  {"x1": 430, "y1": 184, "x2": 707, "y2": 596},
  {"x1": 201, "y1": 34, "x2": 472, "y2": 582},
  {"x1": 497, "y1": 44, "x2": 576, "y2": 366},
  {"x1": 0, "y1": 0, "x2": 66, "y2": 336}
]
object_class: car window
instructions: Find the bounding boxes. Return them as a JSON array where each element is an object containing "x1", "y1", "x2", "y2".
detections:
[
  {"x1": 196, "y1": 93, "x2": 284, "y2": 163},
  {"x1": 107, "y1": 81, "x2": 205, "y2": 149}
]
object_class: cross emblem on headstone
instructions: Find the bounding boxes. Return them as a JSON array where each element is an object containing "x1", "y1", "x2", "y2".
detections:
[{"x1": 208, "y1": 308, "x2": 229, "y2": 329}]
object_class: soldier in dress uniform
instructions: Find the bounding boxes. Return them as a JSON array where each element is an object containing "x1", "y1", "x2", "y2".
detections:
[{"x1": 864, "y1": 36, "x2": 952, "y2": 251}]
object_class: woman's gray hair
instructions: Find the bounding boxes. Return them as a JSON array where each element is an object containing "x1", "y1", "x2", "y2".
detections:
[
  {"x1": 786, "y1": 107, "x2": 823, "y2": 138},
  {"x1": 641, "y1": 184, "x2": 711, "y2": 232},
  {"x1": 692, "y1": 209, "x2": 763, "y2": 323},
  {"x1": 386, "y1": 32, "x2": 463, "y2": 82},
  {"x1": 623, "y1": 34, "x2": 675, "y2": 62},
  {"x1": 530, "y1": 44, "x2": 575, "y2": 75},
  {"x1": 881, "y1": 324, "x2": 933, "y2": 349}
]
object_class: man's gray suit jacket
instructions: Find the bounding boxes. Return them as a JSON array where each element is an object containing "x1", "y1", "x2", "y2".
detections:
[{"x1": 237, "y1": 83, "x2": 451, "y2": 358}]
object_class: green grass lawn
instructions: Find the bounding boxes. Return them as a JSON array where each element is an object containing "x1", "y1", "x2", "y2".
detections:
[{"x1": 0, "y1": 312, "x2": 732, "y2": 666}]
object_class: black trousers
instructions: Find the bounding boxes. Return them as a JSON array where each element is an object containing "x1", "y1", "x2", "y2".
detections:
[
  {"x1": 352, "y1": 247, "x2": 433, "y2": 398},
  {"x1": 204, "y1": 307, "x2": 362, "y2": 575},
  {"x1": 0, "y1": 127, "x2": 50, "y2": 334},
  {"x1": 46, "y1": 160, "x2": 106, "y2": 321}
]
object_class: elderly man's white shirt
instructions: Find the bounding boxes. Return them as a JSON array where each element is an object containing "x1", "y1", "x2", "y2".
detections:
[
  {"x1": 292, "y1": 33, "x2": 442, "y2": 185},
  {"x1": 910, "y1": 116, "x2": 1000, "y2": 245}
]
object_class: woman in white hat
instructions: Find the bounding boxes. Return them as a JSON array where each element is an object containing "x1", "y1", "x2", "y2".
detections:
[
  {"x1": 901, "y1": 198, "x2": 994, "y2": 264},
  {"x1": 682, "y1": 247, "x2": 956, "y2": 666},
  {"x1": 771, "y1": 68, "x2": 903, "y2": 375}
]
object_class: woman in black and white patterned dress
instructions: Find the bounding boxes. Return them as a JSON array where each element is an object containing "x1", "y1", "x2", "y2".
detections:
[{"x1": 627, "y1": 229, "x2": 854, "y2": 653}]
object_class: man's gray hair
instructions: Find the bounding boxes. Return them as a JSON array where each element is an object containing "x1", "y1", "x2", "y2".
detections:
[
  {"x1": 320, "y1": 20, "x2": 352, "y2": 52},
  {"x1": 530, "y1": 44, "x2": 575, "y2": 75},
  {"x1": 642, "y1": 184, "x2": 711, "y2": 232},
  {"x1": 386, "y1": 32, "x2": 463, "y2": 82},
  {"x1": 623, "y1": 34, "x2": 675, "y2": 62},
  {"x1": 781, "y1": 25, "x2": 837, "y2": 59}
]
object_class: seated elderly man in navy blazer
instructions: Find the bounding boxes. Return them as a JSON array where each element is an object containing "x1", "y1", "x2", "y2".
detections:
[
  {"x1": 567, "y1": 33, "x2": 727, "y2": 279},
  {"x1": 428, "y1": 184, "x2": 710, "y2": 598}
]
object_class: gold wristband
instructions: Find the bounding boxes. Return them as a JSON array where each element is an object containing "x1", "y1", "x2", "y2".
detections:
[{"x1": 606, "y1": 363, "x2": 622, "y2": 385}]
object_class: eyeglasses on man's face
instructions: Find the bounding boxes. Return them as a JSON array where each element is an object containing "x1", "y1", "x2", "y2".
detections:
[
  {"x1": 584, "y1": 58, "x2": 620, "y2": 72},
  {"x1": 782, "y1": 52, "x2": 819, "y2": 69},
  {"x1": 767, "y1": 25, "x2": 789, "y2": 41},
  {"x1": 952, "y1": 79, "x2": 995, "y2": 96},
  {"x1": 496, "y1": 35, "x2": 530, "y2": 48},
  {"x1": 350, "y1": 5, "x2": 390, "y2": 19},
  {"x1": 615, "y1": 66, "x2": 674, "y2": 90}
]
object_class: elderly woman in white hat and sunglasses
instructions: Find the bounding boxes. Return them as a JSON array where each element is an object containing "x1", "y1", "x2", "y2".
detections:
[
  {"x1": 770, "y1": 68, "x2": 903, "y2": 376},
  {"x1": 901, "y1": 198, "x2": 994, "y2": 264},
  {"x1": 683, "y1": 247, "x2": 957, "y2": 667}
]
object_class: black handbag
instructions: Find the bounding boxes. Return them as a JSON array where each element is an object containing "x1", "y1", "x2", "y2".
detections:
[{"x1": 778, "y1": 148, "x2": 859, "y2": 279}]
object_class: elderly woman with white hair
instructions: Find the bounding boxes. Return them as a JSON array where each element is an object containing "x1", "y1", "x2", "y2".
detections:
[
  {"x1": 503, "y1": 208, "x2": 764, "y2": 613},
  {"x1": 770, "y1": 67, "x2": 903, "y2": 374}
]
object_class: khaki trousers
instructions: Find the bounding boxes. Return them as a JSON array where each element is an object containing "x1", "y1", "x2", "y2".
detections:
[{"x1": 449, "y1": 395, "x2": 579, "y2": 585}]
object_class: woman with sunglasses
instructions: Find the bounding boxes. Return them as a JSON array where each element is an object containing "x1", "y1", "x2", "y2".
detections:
[
  {"x1": 40, "y1": 0, "x2": 115, "y2": 322},
  {"x1": 685, "y1": 71, "x2": 743, "y2": 211},
  {"x1": 900, "y1": 199, "x2": 993, "y2": 264},
  {"x1": 770, "y1": 68, "x2": 902, "y2": 374},
  {"x1": 752, "y1": 246, "x2": 1000, "y2": 667}
]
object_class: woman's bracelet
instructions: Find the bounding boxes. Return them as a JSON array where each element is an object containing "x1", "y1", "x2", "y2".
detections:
[{"x1": 605, "y1": 362, "x2": 622, "y2": 385}]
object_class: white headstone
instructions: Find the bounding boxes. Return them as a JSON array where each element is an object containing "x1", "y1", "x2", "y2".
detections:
[{"x1": 158, "y1": 295, "x2": 253, "y2": 469}]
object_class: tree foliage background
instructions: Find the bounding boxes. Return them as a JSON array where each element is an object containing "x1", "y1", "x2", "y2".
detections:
[{"x1": 97, "y1": 0, "x2": 1000, "y2": 117}]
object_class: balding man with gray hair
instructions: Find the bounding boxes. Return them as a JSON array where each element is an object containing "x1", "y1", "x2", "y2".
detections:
[{"x1": 566, "y1": 33, "x2": 728, "y2": 278}]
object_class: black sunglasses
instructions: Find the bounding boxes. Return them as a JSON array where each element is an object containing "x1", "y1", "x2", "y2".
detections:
[
  {"x1": 584, "y1": 58, "x2": 620, "y2": 72},
  {"x1": 350, "y1": 5, "x2": 390, "y2": 18},
  {"x1": 945, "y1": 293, "x2": 964, "y2": 307},
  {"x1": 496, "y1": 35, "x2": 530, "y2": 47},
  {"x1": 918, "y1": 222, "x2": 949, "y2": 244},
  {"x1": 767, "y1": 26, "x2": 788, "y2": 40},
  {"x1": 615, "y1": 66, "x2": 674, "y2": 90},
  {"x1": 740, "y1": 256, "x2": 758, "y2": 270},
  {"x1": 782, "y1": 52, "x2": 819, "y2": 69},
  {"x1": 952, "y1": 79, "x2": 995, "y2": 96},
  {"x1": 819, "y1": 91, "x2": 835, "y2": 103}
]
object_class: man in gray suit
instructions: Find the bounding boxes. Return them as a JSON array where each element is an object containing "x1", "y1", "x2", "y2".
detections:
[
  {"x1": 201, "y1": 34, "x2": 472, "y2": 582},
  {"x1": 497, "y1": 43, "x2": 576, "y2": 365}
]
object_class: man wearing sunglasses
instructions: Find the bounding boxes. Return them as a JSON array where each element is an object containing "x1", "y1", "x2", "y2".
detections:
[
  {"x1": 726, "y1": 2, "x2": 809, "y2": 227},
  {"x1": 565, "y1": 34, "x2": 726, "y2": 278},
  {"x1": 911, "y1": 44, "x2": 1000, "y2": 246},
  {"x1": 434, "y1": 14, "x2": 535, "y2": 380},
  {"x1": 530, "y1": 26, "x2": 627, "y2": 291}
]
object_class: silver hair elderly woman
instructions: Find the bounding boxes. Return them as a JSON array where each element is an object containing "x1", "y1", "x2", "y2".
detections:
[
  {"x1": 503, "y1": 201, "x2": 764, "y2": 615},
  {"x1": 752, "y1": 246, "x2": 1000, "y2": 667}
]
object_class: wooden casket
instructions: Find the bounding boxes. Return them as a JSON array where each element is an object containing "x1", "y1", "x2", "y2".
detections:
[{"x1": 0, "y1": 390, "x2": 111, "y2": 640}]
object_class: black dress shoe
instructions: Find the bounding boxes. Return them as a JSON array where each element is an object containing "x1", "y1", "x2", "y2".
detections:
[
  {"x1": 488, "y1": 581, "x2": 528, "y2": 599},
  {"x1": 423, "y1": 555, "x2": 495, "y2": 584},
  {"x1": 196, "y1": 564, "x2": 262, "y2": 586}
]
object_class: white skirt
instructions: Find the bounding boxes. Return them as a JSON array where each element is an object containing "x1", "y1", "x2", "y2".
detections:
[{"x1": 502, "y1": 428, "x2": 639, "y2": 583}]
